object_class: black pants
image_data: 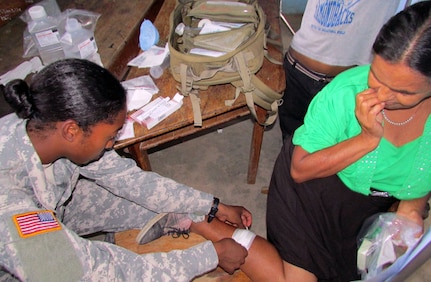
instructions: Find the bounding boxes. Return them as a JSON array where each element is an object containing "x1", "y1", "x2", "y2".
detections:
[
  {"x1": 278, "y1": 54, "x2": 329, "y2": 139},
  {"x1": 266, "y1": 138, "x2": 397, "y2": 281}
]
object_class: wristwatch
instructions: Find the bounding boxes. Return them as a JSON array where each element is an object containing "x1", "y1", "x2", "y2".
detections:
[{"x1": 207, "y1": 197, "x2": 219, "y2": 223}]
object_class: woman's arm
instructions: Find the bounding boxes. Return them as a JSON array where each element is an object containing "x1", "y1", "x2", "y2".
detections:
[{"x1": 291, "y1": 134, "x2": 379, "y2": 182}]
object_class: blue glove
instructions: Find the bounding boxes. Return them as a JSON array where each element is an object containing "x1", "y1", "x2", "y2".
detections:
[{"x1": 139, "y1": 19, "x2": 159, "y2": 51}]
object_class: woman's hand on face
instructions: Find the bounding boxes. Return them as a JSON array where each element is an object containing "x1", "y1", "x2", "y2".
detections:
[
  {"x1": 216, "y1": 203, "x2": 252, "y2": 229},
  {"x1": 355, "y1": 88, "x2": 385, "y2": 139}
]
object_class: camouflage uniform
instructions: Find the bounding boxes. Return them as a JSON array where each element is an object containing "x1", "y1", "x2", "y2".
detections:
[{"x1": 0, "y1": 114, "x2": 218, "y2": 281}]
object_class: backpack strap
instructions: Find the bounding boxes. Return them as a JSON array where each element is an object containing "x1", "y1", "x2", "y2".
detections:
[
  {"x1": 179, "y1": 52, "x2": 282, "y2": 127},
  {"x1": 231, "y1": 52, "x2": 282, "y2": 126},
  {"x1": 189, "y1": 90, "x2": 202, "y2": 126},
  {"x1": 179, "y1": 59, "x2": 241, "y2": 127},
  {"x1": 248, "y1": 74, "x2": 281, "y2": 125},
  {"x1": 179, "y1": 63, "x2": 203, "y2": 126}
]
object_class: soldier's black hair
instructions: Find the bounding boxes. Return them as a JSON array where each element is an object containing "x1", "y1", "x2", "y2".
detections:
[{"x1": 2, "y1": 59, "x2": 126, "y2": 132}]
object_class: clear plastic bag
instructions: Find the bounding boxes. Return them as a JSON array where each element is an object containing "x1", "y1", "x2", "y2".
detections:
[
  {"x1": 58, "y1": 9, "x2": 100, "y2": 35},
  {"x1": 20, "y1": 0, "x2": 62, "y2": 59},
  {"x1": 58, "y1": 9, "x2": 101, "y2": 65},
  {"x1": 357, "y1": 212, "x2": 422, "y2": 280},
  {"x1": 20, "y1": 1, "x2": 101, "y2": 64}
]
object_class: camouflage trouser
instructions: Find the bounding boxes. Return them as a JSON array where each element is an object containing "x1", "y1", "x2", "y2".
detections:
[{"x1": 61, "y1": 178, "x2": 158, "y2": 236}]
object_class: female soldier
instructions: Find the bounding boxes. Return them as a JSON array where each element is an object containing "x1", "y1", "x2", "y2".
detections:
[{"x1": 0, "y1": 58, "x2": 251, "y2": 281}]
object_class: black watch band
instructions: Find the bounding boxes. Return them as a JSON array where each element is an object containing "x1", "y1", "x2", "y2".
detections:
[{"x1": 207, "y1": 197, "x2": 219, "y2": 223}]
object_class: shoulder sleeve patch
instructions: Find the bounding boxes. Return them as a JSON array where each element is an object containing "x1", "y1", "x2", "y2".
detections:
[{"x1": 13, "y1": 210, "x2": 62, "y2": 238}]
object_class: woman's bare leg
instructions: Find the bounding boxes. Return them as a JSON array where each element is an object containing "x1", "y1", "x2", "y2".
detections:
[
  {"x1": 283, "y1": 261, "x2": 317, "y2": 282},
  {"x1": 191, "y1": 218, "x2": 317, "y2": 282}
]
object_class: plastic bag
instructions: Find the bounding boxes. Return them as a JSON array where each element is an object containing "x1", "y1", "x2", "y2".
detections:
[
  {"x1": 20, "y1": 0, "x2": 62, "y2": 58},
  {"x1": 19, "y1": 0, "x2": 61, "y2": 24},
  {"x1": 58, "y1": 9, "x2": 102, "y2": 65},
  {"x1": 20, "y1": 1, "x2": 102, "y2": 65},
  {"x1": 59, "y1": 9, "x2": 100, "y2": 33},
  {"x1": 357, "y1": 212, "x2": 422, "y2": 280}
]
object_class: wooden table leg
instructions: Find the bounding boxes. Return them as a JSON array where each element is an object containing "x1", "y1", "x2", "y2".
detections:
[
  {"x1": 128, "y1": 142, "x2": 152, "y2": 171},
  {"x1": 247, "y1": 106, "x2": 266, "y2": 184},
  {"x1": 125, "y1": 105, "x2": 267, "y2": 182}
]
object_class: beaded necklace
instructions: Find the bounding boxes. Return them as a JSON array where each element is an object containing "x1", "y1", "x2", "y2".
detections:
[{"x1": 381, "y1": 110, "x2": 415, "y2": 126}]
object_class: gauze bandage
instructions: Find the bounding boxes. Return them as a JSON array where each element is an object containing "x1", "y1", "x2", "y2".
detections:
[{"x1": 232, "y1": 229, "x2": 256, "y2": 250}]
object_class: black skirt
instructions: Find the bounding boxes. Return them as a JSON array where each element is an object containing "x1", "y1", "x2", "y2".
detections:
[{"x1": 266, "y1": 138, "x2": 397, "y2": 281}]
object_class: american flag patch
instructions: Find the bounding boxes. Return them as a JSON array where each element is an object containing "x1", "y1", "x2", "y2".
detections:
[{"x1": 13, "y1": 210, "x2": 61, "y2": 238}]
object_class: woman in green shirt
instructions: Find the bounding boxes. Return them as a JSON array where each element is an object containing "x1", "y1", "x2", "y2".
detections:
[{"x1": 266, "y1": 2, "x2": 431, "y2": 281}]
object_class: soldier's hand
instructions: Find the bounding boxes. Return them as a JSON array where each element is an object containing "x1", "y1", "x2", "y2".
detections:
[
  {"x1": 213, "y1": 238, "x2": 248, "y2": 274},
  {"x1": 216, "y1": 203, "x2": 252, "y2": 229}
]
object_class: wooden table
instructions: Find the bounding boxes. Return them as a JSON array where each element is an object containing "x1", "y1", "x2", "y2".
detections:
[
  {"x1": 0, "y1": 0, "x2": 284, "y2": 184},
  {"x1": 114, "y1": 0, "x2": 285, "y2": 184}
]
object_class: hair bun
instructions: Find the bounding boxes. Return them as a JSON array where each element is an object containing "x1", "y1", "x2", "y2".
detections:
[{"x1": 3, "y1": 79, "x2": 34, "y2": 119}]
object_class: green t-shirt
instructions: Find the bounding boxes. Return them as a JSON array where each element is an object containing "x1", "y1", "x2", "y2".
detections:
[{"x1": 293, "y1": 65, "x2": 431, "y2": 200}]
